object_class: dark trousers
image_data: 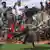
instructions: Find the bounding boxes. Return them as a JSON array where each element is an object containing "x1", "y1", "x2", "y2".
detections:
[
  {"x1": 23, "y1": 31, "x2": 36, "y2": 47},
  {"x1": 48, "y1": 28, "x2": 50, "y2": 38}
]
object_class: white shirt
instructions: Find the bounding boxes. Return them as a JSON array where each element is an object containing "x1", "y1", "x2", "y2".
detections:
[
  {"x1": 15, "y1": 5, "x2": 24, "y2": 15},
  {"x1": 12, "y1": 9, "x2": 16, "y2": 15}
]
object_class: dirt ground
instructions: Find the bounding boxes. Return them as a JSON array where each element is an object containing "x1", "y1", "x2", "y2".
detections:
[
  {"x1": 0, "y1": 39, "x2": 50, "y2": 44},
  {"x1": 0, "y1": 37, "x2": 50, "y2": 44}
]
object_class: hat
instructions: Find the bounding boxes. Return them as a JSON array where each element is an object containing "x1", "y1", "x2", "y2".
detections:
[{"x1": 2, "y1": 1, "x2": 6, "y2": 4}]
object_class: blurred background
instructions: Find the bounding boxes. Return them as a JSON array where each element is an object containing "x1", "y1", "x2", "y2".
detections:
[{"x1": 0, "y1": 0, "x2": 47, "y2": 8}]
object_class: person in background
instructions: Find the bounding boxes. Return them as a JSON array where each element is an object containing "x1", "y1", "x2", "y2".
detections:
[
  {"x1": 45, "y1": 1, "x2": 48, "y2": 11},
  {"x1": 24, "y1": 6, "x2": 28, "y2": 24},
  {"x1": 0, "y1": 2, "x2": 8, "y2": 40},
  {"x1": 0, "y1": 2, "x2": 8, "y2": 19},
  {"x1": 47, "y1": 12, "x2": 50, "y2": 39},
  {"x1": 12, "y1": 2, "x2": 17, "y2": 15},
  {"x1": 40, "y1": 1, "x2": 44, "y2": 11}
]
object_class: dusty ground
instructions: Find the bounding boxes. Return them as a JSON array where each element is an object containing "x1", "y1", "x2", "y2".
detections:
[
  {"x1": 0, "y1": 40, "x2": 49, "y2": 44},
  {"x1": 0, "y1": 37, "x2": 49, "y2": 44}
]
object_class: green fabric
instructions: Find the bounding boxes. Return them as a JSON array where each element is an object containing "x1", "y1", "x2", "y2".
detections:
[
  {"x1": 21, "y1": 20, "x2": 24, "y2": 24},
  {"x1": 15, "y1": 15, "x2": 19, "y2": 20},
  {"x1": 15, "y1": 15, "x2": 21, "y2": 20},
  {"x1": 15, "y1": 26, "x2": 19, "y2": 31}
]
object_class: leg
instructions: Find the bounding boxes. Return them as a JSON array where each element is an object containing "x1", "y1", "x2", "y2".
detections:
[
  {"x1": 30, "y1": 31, "x2": 37, "y2": 47},
  {"x1": 23, "y1": 34, "x2": 29, "y2": 44},
  {"x1": 4, "y1": 33, "x2": 7, "y2": 40},
  {"x1": 36, "y1": 32, "x2": 40, "y2": 42}
]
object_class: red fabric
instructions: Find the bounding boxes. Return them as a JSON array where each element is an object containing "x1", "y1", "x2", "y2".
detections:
[
  {"x1": 20, "y1": 25, "x2": 25, "y2": 31},
  {"x1": 48, "y1": 2, "x2": 50, "y2": 4},
  {"x1": 11, "y1": 24, "x2": 14, "y2": 32},
  {"x1": 8, "y1": 34, "x2": 13, "y2": 39}
]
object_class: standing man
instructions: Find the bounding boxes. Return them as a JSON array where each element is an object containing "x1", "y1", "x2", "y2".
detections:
[
  {"x1": 47, "y1": 8, "x2": 50, "y2": 39},
  {"x1": 40, "y1": 1, "x2": 44, "y2": 11},
  {"x1": 45, "y1": 1, "x2": 48, "y2": 11},
  {"x1": 1, "y1": 2, "x2": 8, "y2": 19},
  {"x1": 0, "y1": 1, "x2": 8, "y2": 40}
]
